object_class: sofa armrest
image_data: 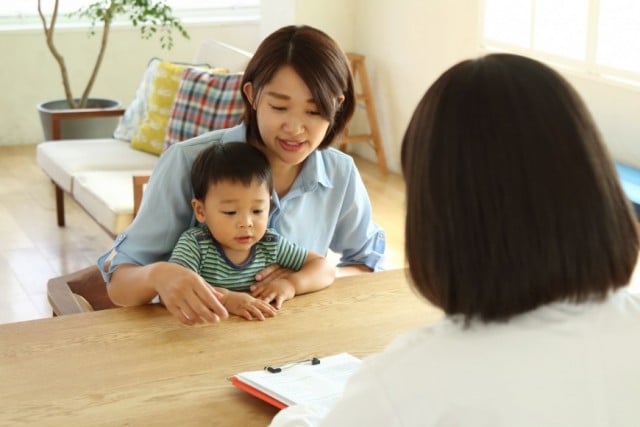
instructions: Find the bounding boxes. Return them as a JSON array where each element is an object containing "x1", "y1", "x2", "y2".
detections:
[{"x1": 46, "y1": 108, "x2": 126, "y2": 140}]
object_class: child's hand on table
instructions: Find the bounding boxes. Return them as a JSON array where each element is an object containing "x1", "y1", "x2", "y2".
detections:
[
  {"x1": 250, "y1": 279, "x2": 296, "y2": 309},
  {"x1": 221, "y1": 290, "x2": 278, "y2": 321}
]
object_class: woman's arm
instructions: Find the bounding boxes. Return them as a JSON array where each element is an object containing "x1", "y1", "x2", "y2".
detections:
[
  {"x1": 336, "y1": 264, "x2": 373, "y2": 276},
  {"x1": 330, "y1": 160, "x2": 386, "y2": 271},
  {"x1": 288, "y1": 252, "x2": 336, "y2": 294},
  {"x1": 108, "y1": 262, "x2": 228, "y2": 325}
]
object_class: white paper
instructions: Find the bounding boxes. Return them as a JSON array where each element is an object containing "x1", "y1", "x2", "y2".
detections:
[{"x1": 235, "y1": 353, "x2": 362, "y2": 407}]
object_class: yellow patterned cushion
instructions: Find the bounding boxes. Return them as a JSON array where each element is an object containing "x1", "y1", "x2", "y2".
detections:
[
  {"x1": 130, "y1": 61, "x2": 228, "y2": 155},
  {"x1": 130, "y1": 61, "x2": 189, "y2": 155}
]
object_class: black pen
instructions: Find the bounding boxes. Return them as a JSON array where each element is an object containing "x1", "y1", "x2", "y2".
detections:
[{"x1": 264, "y1": 357, "x2": 321, "y2": 373}]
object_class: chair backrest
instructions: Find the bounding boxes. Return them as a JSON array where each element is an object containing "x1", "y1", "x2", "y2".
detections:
[
  {"x1": 48, "y1": 266, "x2": 117, "y2": 315},
  {"x1": 133, "y1": 174, "x2": 151, "y2": 218}
]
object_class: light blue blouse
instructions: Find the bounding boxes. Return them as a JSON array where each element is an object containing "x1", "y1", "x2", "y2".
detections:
[{"x1": 98, "y1": 124, "x2": 386, "y2": 282}]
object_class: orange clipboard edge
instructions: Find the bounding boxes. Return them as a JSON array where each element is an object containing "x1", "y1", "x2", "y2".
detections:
[{"x1": 229, "y1": 376, "x2": 289, "y2": 410}]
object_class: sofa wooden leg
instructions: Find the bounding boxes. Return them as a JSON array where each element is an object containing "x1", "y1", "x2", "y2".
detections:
[{"x1": 55, "y1": 184, "x2": 65, "y2": 227}]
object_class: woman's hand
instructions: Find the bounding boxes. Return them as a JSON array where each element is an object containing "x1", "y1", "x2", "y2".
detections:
[
  {"x1": 250, "y1": 279, "x2": 296, "y2": 309},
  {"x1": 152, "y1": 263, "x2": 229, "y2": 325},
  {"x1": 254, "y1": 265, "x2": 294, "y2": 283},
  {"x1": 220, "y1": 289, "x2": 278, "y2": 320},
  {"x1": 108, "y1": 262, "x2": 229, "y2": 326}
]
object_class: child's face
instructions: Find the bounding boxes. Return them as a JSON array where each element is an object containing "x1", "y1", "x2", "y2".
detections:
[
  {"x1": 192, "y1": 178, "x2": 270, "y2": 259},
  {"x1": 244, "y1": 65, "x2": 334, "y2": 167}
]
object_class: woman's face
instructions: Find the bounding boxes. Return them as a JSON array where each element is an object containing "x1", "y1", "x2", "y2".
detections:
[{"x1": 243, "y1": 66, "x2": 333, "y2": 167}]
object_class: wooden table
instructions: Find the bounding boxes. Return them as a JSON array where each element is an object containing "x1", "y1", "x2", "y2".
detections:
[{"x1": 0, "y1": 269, "x2": 442, "y2": 426}]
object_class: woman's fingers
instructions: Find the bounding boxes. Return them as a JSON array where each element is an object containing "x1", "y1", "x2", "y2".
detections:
[
  {"x1": 255, "y1": 265, "x2": 293, "y2": 283},
  {"x1": 164, "y1": 285, "x2": 227, "y2": 325},
  {"x1": 193, "y1": 283, "x2": 228, "y2": 320},
  {"x1": 165, "y1": 301, "x2": 198, "y2": 325},
  {"x1": 255, "y1": 264, "x2": 280, "y2": 281},
  {"x1": 273, "y1": 295, "x2": 286, "y2": 310}
]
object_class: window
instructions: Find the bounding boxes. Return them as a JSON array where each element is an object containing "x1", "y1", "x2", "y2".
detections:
[
  {"x1": 0, "y1": 1, "x2": 259, "y2": 30},
  {"x1": 481, "y1": 0, "x2": 640, "y2": 84}
]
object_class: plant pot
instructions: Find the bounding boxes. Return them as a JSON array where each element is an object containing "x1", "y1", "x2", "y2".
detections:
[{"x1": 37, "y1": 98, "x2": 122, "y2": 141}]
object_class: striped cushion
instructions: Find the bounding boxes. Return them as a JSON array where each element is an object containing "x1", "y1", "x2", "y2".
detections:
[{"x1": 164, "y1": 68, "x2": 244, "y2": 151}]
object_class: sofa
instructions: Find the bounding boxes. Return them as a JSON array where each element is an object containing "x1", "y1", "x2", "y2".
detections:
[{"x1": 36, "y1": 41, "x2": 252, "y2": 236}]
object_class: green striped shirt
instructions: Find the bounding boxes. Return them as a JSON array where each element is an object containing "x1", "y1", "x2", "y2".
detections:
[{"x1": 169, "y1": 224, "x2": 308, "y2": 291}]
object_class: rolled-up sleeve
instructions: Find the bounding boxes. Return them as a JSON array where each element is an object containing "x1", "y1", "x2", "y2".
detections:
[
  {"x1": 97, "y1": 142, "x2": 199, "y2": 282},
  {"x1": 331, "y1": 163, "x2": 386, "y2": 271}
]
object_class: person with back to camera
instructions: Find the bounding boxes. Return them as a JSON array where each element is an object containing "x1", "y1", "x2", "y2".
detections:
[
  {"x1": 98, "y1": 25, "x2": 386, "y2": 325},
  {"x1": 270, "y1": 53, "x2": 640, "y2": 426},
  {"x1": 169, "y1": 142, "x2": 335, "y2": 321}
]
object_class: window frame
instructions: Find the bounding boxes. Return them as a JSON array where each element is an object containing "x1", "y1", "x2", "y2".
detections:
[
  {"x1": 479, "y1": 0, "x2": 640, "y2": 88},
  {"x1": 0, "y1": 1, "x2": 260, "y2": 32}
]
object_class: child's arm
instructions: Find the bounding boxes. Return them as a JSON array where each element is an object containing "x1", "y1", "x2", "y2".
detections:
[
  {"x1": 215, "y1": 287, "x2": 277, "y2": 321},
  {"x1": 250, "y1": 251, "x2": 336, "y2": 309}
]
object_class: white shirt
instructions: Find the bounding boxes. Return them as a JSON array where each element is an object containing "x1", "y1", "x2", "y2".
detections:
[{"x1": 271, "y1": 288, "x2": 640, "y2": 426}]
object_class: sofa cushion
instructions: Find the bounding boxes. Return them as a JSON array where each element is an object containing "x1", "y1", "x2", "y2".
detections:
[
  {"x1": 72, "y1": 170, "x2": 153, "y2": 235},
  {"x1": 130, "y1": 61, "x2": 227, "y2": 156},
  {"x1": 36, "y1": 139, "x2": 159, "y2": 193},
  {"x1": 164, "y1": 68, "x2": 244, "y2": 151},
  {"x1": 130, "y1": 61, "x2": 189, "y2": 156},
  {"x1": 112, "y1": 58, "x2": 160, "y2": 142},
  {"x1": 116, "y1": 59, "x2": 216, "y2": 145}
]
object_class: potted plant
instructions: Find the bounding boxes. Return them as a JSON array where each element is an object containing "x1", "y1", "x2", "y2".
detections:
[{"x1": 36, "y1": 0, "x2": 189, "y2": 139}]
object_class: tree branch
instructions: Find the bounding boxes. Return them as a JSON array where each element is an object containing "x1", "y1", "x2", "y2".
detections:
[
  {"x1": 80, "y1": 1, "x2": 117, "y2": 107},
  {"x1": 38, "y1": 0, "x2": 77, "y2": 108}
]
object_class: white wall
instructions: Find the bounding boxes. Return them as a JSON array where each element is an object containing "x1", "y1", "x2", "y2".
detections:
[
  {"x1": 3, "y1": 1, "x2": 639, "y2": 171},
  {"x1": 345, "y1": 0, "x2": 640, "y2": 171},
  {"x1": 260, "y1": 0, "x2": 356, "y2": 49},
  {"x1": 260, "y1": 0, "x2": 479, "y2": 172},
  {"x1": 351, "y1": 0, "x2": 479, "y2": 171},
  {"x1": 281, "y1": 0, "x2": 640, "y2": 172},
  {"x1": 0, "y1": 21, "x2": 260, "y2": 146},
  {"x1": 567, "y1": 75, "x2": 640, "y2": 168}
]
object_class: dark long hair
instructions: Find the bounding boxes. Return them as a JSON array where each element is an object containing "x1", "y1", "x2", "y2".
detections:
[
  {"x1": 241, "y1": 25, "x2": 355, "y2": 149},
  {"x1": 401, "y1": 53, "x2": 638, "y2": 322}
]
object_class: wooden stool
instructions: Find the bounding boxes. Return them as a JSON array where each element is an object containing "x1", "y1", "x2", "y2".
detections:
[{"x1": 342, "y1": 53, "x2": 388, "y2": 175}]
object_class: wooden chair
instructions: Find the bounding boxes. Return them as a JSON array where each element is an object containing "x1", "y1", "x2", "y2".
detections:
[
  {"x1": 47, "y1": 265, "x2": 117, "y2": 315},
  {"x1": 133, "y1": 174, "x2": 150, "y2": 218},
  {"x1": 341, "y1": 53, "x2": 387, "y2": 175}
]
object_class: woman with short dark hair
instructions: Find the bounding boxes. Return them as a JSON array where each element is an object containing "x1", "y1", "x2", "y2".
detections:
[{"x1": 271, "y1": 53, "x2": 640, "y2": 427}]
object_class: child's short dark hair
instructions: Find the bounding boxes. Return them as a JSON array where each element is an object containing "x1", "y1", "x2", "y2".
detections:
[
  {"x1": 241, "y1": 25, "x2": 355, "y2": 150},
  {"x1": 401, "y1": 53, "x2": 639, "y2": 323},
  {"x1": 191, "y1": 142, "x2": 273, "y2": 200}
]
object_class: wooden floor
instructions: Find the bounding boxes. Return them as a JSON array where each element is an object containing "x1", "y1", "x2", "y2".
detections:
[{"x1": 0, "y1": 145, "x2": 407, "y2": 324}]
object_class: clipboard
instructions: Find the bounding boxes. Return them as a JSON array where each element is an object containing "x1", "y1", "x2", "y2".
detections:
[
  {"x1": 228, "y1": 353, "x2": 361, "y2": 409},
  {"x1": 228, "y1": 376, "x2": 288, "y2": 409}
]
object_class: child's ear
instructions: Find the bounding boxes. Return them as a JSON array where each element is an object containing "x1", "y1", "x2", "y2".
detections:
[{"x1": 192, "y1": 198, "x2": 206, "y2": 223}]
